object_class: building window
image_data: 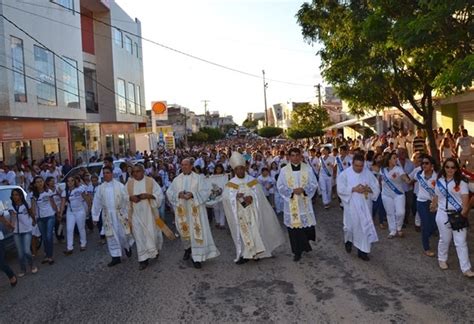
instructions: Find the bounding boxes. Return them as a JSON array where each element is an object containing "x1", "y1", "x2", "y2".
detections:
[
  {"x1": 50, "y1": 0, "x2": 74, "y2": 11},
  {"x1": 117, "y1": 79, "x2": 126, "y2": 113},
  {"x1": 84, "y1": 68, "x2": 98, "y2": 113},
  {"x1": 10, "y1": 36, "x2": 27, "y2": 103},
  {"x1": 135, "y1": 85, "x2": 141, "y2": 115},
  {"x1": 124, "y1": 36, "x2": 133, "y2": 54},
  {"x1": 127, "y1": 82, "x2": 136, "y2": 114},
  {"x1": 135, "y1": 43, "x2": 139, "y2": 58},
  {"x1": 62, "y1": 57, "x2": 79, "y2": 108},
  {"x1": 34, "y1": 45, "x2": 56, "y2": 106},
  {"x1": 113, "y1": 28, "x2": 123, "y2": 47}
]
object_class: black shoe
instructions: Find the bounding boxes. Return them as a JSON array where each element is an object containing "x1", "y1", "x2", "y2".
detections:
[
  {"x1": 192, "y1": 261, "x2": 202, "y2": 269},
  {"x1": 183, "y1": 248, "x2": 191, "y2": 261},
  {"x1": 415, "y1": 225, "x2": 421, "y2": 232},
  {"x1": 125, "y1": 248, "x2": 132, "y2": 258},
  {"x1": 345, "y1": 241, "x2": 353, "y2": 253},
  {"x1": 139, "y1": 260, "x2": 149, "y2": 271},
  {"x1": 293, "y1": 254, "x2": 301, "y2": 262},
  {"x1": 357, "y1": 250, "x2": 370, "y2": 261},
  {"x1": 235, "y1": 257, "x2": 249, "y2": 265},
  {"x1": 107, "y1": 257, "x2": 121, "y2": 267}
]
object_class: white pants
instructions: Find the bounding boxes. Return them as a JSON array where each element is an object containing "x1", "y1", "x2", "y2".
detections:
[
  {"x1": 213, "y1": 202, "x2": 225, "y2": 226},
  {"x1": 66, "y1": 208, "x2": 87, "y2": 251},
  {"x1": 319, "y1": 176, "x2": 333, "y2": 205},
  {"x1": 436, "y1": 210, "x2": 472, "y2": 273},
  {"x1": 382, "y1": 194, "x2": 405, "y2": 235}
]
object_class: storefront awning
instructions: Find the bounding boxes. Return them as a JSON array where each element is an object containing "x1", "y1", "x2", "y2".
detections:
[{"x1": 324, "y1": 115, "x2": 376, "y2": 131}]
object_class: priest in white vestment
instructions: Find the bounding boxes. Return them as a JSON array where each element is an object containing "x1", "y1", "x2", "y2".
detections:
[
  {"x1": 277, "y1": 148, "x2": 319, "y2": 262},
  {"x1": 92, "y1": 166, "x2": 134, "y2": 267},
  {"x1": 337, "y1": 154, "x2": 380, "y2": 261},
  {"x1": 222, "y1": 152, "x2": 285, "y2": 264},
  {"x1": 167, "y1": 158, "x2": 219, "y2": 269},
  {"x1": 127, "y1": 164, "x2": 164, "y2": 270}
]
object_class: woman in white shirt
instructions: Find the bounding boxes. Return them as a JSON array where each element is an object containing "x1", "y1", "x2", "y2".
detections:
[
  {"x1": 414, "y1": 156, "x2": 438, "y2": 257},
  {"x1": 381, "y1": 152, "x2": 411, "y2": 238},
  {"x1": 31, "y1": 176, "x2": 58, "y2": 265},
  {"x1": 60, "y1": 176, "x2": 91, "y2": 255},
  {"x1": 431, "y1": 158, "x2": 473, "y2": 277},
  {"x1": 8, "y1": 188, "x2": 38, "y2": 276}
]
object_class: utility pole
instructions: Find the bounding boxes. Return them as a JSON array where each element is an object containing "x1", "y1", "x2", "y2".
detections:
[
  {"x1": 202, "y1": 100, "x2": 210, "y2": 126},
  {"x1": 315, "y1": 83, "x2": 322, "y2": 108},
  {"x1": 262, "y1": 70, "x2": 268, "y2": 127}
]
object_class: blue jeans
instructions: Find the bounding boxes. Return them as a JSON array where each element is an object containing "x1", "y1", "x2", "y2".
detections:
[
  {"x1": 0, "y1": 239, "x2": 15, "y2": 279},
  {"x1": 417, "y1": 200, "x2": 437, "y2": 251},
  {"x1": 372, "y1": 194, "x2": 387, "y2": 224},
  {"x1": 37, "y1": 216, "x2": 55, "y2": 258},
  {"x1": 13, "y1": 232, "x2": 33, "y2": 272}
]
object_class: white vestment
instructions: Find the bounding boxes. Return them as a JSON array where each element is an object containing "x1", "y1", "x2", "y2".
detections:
[
  {"x1": 128, "y1": 177, "x2": 164, "y2": 262},
  {"x1": 222, "y1": 175, "x2": 286, "y2": 261},
  {"x1": 277, "y1": 163, "x2": 319, "y2": 228},
  {"x1": 91, "y1": 180, "x2": 134, "y2": 258},
  {"x1": 167, "y1": 172, "x2": 220, "y2": 262},
  {"x1": 337, "y1": 167, "x2": 380, "y2": 253}
]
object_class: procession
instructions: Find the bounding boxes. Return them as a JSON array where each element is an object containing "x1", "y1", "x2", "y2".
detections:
[{"x1": 1, "y1": 128, "x2": 473, "y2": 282}]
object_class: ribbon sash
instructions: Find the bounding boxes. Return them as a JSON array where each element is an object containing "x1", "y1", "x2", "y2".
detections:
[
  {"x1": 320, "y1": 157, "x2": 332, "y2": 177},
  {"x1": 336, "y1": 157, "x2": 344, "y2": 173},
  {"x1": 416, "y1": 171, "x2": 435, "y2": 198},
  {"x1": 381, "y1": 168, "x2": 403, "y2": 195},
  {"x1": 436, "y1": 180, "x2": 462, "y2": 212}
]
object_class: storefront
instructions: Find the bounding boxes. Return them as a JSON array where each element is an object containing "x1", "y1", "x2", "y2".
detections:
[
  {"x1": 100, "y1": 123, "x2": 136, "y2": 157},
  {"x1": 69, "y1": 122, "x2": 101, "y2": 164},
  {"x1": 0, "y1": 120, "x2": 69, "y2": 165}
]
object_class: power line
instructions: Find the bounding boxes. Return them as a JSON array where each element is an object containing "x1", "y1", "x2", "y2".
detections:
[
  {"x1": 45, "y1": 0, "x2": 316, "y2": 87},
  {"x1": 0, "y1": 13, "x2": 148, "y2": 112}
]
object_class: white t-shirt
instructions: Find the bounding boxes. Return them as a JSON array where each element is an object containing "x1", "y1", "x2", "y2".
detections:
[
  {"x1": 381, "y1": 166, "x2": 405, "y2": 198},
  {"x1": 456, "y1": 136, "x2": 473, "y2": 156},
  {"x1": 62, "y1": 186, "x2": 87, "y2": 212},
  {"x1": 319, "y1": 156, "x2": 335, "y2": 177},
  {"x1": 8, "y1": 202, "x2": 33, "y2": 233},
  {"x1": 409, "y1": 166, "x2": 422, "y2": 194},
  {"x1": 414, "y1": 170, "x2": 437, "y2": 202},
  {"x1": 257, "y1": 175, "x2": 275, "y2": 195},
  {"x1": 30, "y1": 190, "x2": 56, "y2": 218},
  {"x1": 435, "y1": 177, "x2": 469, "y2": 211}
]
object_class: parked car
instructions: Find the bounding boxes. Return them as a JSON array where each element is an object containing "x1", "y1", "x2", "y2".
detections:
[{"x1": 0, "y1": 185, "x2": 28, "y2": 250}]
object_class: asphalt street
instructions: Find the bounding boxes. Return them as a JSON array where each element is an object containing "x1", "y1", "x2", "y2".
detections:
[{"x1": 1, "y1": 200, "x2": 473, "y2": 323}]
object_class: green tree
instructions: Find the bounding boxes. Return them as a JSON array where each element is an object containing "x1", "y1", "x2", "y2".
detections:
[
  {"x1": 287, "y1": 103, "x2": 330, "y2": 139},
  {"x1": 200, "y1": 127, "x2": 225, "y2": 142},
  {"x1": 296, "y1": 0, "x2": 473, "y2": 161},
  {"x1": 188, "y1": 131, "x2": 209, "y2": 143},
  {"x1": 258, "y1": 127, "x2": 284, "y2": 138},
  {"x1": 242, "y1": 119, "x2": 258, "y2": 129}
]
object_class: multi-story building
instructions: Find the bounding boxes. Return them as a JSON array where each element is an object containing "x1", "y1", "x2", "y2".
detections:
[{"x1": 0, "y1": 0, "x2": 146, "y2": 165}]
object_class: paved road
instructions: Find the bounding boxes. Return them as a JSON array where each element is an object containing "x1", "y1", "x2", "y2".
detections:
[{"x1": 1, "y1": 201, "x2": 473, "y2": 323}]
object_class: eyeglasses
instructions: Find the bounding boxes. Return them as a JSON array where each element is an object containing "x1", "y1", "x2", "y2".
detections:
[{"x1": 444, "y1": 165, "x2": 456, "y2": 170}]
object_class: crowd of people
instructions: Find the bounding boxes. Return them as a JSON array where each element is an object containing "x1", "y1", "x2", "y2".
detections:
[{"x1": 1, "y1": 125, "x2": 473, "y2": 288}]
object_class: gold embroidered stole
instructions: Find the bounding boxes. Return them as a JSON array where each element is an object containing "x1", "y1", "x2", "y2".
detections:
[
  {"x1": 103, "y1": 182, "x2": 130, "y2": 237},
  {"x1": 285, "y1": 164, "x2": 309, "y2": 228},
  {"x1": 227, "y1": 179, "x2": 259, "y2": 251},
  {"x1": 176, "y1": 174, "x2": 203, "y2": 244}
]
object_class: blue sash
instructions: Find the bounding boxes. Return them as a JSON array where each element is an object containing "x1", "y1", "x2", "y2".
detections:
[
  {"x1": 381, "y1": 168, "x2": 403, "y2": 195},
  {"x1": 436, "y1": 180, "x2": 462, "y2": 212},
  {"x1": 320, "y1": 157, "x2": 331, "y2": 177},
  {"x1": 416, "y1": 171, "x2": 435, "y2": 197},
  {"x1": 336, "y1": 157, "x2": 344, "y2": 173}
]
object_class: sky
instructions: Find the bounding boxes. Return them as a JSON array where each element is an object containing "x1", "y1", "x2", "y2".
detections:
[{"x1": 115, "y1": 0, "x2": 323, "y2": 125}]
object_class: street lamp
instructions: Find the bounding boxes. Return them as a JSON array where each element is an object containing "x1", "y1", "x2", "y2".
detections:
[{"x1": 263, "y1": 70, "x2": 268, "y2": 127}]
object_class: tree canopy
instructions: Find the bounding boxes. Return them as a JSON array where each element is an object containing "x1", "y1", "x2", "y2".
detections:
[
  {"x1": 258, "y1": 127, "x2": 284, "y2": 138},
  {"x1": 287, "y1": 103, "x2": 330, "y2": 139},
  {"x1": 296, "y1": 0, "x2": 473, "y2": 159}
]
